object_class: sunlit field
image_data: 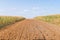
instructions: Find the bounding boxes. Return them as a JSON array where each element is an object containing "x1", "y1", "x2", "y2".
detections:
[
  {"x1": 0, "y1": 16, "x2": 25, "y2": 28},
  {"x1": 34, "y1": 15, "x2": 60, "y2": 26}
]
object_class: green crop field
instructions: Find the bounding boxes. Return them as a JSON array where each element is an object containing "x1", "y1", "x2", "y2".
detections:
[
  {"x1": 34, "y1": 15, "x2": 60, "y2": 26},
  {"x1": 0, "y1": 16, "x2": 25, "y2": 28}
]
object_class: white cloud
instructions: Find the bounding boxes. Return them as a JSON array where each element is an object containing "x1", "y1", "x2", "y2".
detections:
[
  {"x1": 24, "y1": 9, "x2": 29, "y2": 12},
  {"x1": 6, "y1": 8, "x2": 16, "y2": 10},
  {"x1": 32, "y1": 7, "x2": 40, "y2": 10},
  {"x1": 0, "y1": 8, "x2": 17, "y2": 12}
]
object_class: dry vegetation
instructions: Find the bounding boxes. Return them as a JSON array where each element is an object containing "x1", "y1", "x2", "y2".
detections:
[
  {"x1": 34, "y1": 15, "x2": 60, "y2": 26},
  {"x1": 0, "y1": 16, "x2": 25, "y2": 28}
]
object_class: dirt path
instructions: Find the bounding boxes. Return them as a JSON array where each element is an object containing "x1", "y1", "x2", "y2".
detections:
[{"x1": 0, "y1": 19, "x2": 60, "y2": 40}]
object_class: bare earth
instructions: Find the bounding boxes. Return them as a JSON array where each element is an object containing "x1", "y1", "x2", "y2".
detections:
[{"x1": 0, "y1": 19, "x2": 60, "y2": 40}]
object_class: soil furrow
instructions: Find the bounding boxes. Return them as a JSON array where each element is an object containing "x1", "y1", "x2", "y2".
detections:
[
  {"x1": 38, "y1": 21, "x2": 60, "y2": 40},
  {"x1": 0, "y1": 19, "x2": 60, "y2": 40}
]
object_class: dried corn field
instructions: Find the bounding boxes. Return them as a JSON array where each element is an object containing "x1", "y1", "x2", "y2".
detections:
[
  {"x1": 0, "y1": 19, "x2": 60, "y2": 40},
  {"x1": 34, "y1": 15, "x2": 60, "y2": 26},
  {"x1": 0, "y1": 16, "x2": 25, "y2": 28}
]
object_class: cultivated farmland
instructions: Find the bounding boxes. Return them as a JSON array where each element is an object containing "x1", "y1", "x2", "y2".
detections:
[
  {"x1": 0, "y1": 15, "x2": 60, "y2": 40},
  {"x1": 0, "y1": 19, "x2": 60, "y2": 40}
]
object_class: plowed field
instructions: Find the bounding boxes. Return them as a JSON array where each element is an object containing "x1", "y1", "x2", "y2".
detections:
[{"x1": 0, "y1": 19, "x2": 60, "y2": 40}]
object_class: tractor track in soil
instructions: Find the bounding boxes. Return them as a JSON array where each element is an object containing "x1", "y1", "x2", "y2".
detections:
[{"x1": 0, "y1": 19, "x2": 60, "y2": 40}]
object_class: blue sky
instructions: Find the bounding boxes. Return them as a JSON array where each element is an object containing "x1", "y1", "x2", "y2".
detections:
[{"x1": 0, "y1": 0, "x2": 60, "y2": 18}]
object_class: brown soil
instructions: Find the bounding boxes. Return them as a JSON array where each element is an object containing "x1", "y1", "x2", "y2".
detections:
[{"x1": 0, "y1": 19, "x2": 60, "y2": 40}]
